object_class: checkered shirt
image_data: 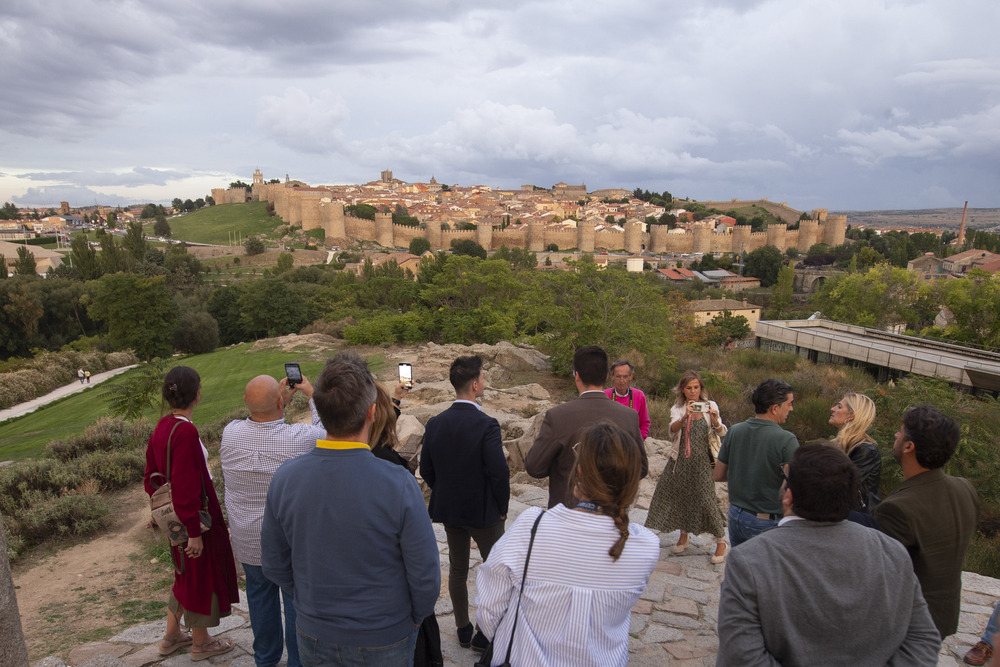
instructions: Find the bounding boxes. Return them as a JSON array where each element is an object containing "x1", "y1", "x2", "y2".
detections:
[{"x1": 220, "y1": 401, "x2": 325, "y2": 566}]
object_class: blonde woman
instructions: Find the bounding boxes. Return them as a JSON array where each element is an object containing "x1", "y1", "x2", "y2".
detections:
[
  {"x1": 645, "y1": 370, "x2": 728, "y2": 564},
  {"x1": 829, "y1": 393, "x2": 881, "y2": 513}
]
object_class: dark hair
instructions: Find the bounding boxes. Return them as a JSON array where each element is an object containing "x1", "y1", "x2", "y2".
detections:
[
  {"x1": 449, "y1": 355, "x2": 483, "y2": 393},
  {"x1": 752, "y1": 378, "x2": 793, "y2": 414},
  {"x1": 569, "y1": 421, "x2": 643, "y2": 561},
  {"x1": 313, "y1": 352, "x2": 377, "y2": 438},
  {"x1": 787, "y1": 443, "x2": 859, "y2": 522},
  {"x1": 902, "y1": 404, "x2": 959, "y2": 469},
  {"x1": 609, "y1": 359, "x2": 634, "y2": 376},
  {"x1": 162, "y1": 366, "x2": 200, "y2": 410},
  {"x1": 573, "y1": 346, "x2": 608, "y2": 387}
]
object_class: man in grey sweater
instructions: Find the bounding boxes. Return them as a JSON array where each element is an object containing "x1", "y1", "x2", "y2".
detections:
[
  {"x1": 717, "y1": 444, "x2": 941, "y2": 666},
  {"x1": 261, "y1": 352, "x2": 440, "y2": 666}
]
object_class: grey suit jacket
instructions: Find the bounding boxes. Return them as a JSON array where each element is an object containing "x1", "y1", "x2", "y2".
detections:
[
  {"x1": 717, "y1": 519, "x2": 941, "y2": 666},
  {"x1": 524, "y1": 391, "x2": 646, "y2": 508},
  {"x1": 875, "y1": 468, "x2": 979, "y2": 638}
]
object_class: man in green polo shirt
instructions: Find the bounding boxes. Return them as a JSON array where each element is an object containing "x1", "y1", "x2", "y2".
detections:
[{"x1": 714, "y1": 378, "x2": 798, "y2": 547}]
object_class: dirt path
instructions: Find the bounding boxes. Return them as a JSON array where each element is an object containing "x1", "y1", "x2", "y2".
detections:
[{"x1": 12, "y1": 486, "x2": 171, "y2": 662}]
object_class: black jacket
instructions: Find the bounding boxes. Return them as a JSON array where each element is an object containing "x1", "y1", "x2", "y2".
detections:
[{"x1": 421, "y1": 402, "x2": 510, "y2": 527}]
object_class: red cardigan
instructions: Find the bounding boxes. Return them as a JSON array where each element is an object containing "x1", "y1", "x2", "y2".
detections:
[{"x1": 144, "y1": 415, "x2": 239, "y2": 616}]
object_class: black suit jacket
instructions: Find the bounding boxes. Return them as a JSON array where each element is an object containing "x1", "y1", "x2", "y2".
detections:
[{"x1": 420, "y1": 402, "x2": 510, "y2": 527}]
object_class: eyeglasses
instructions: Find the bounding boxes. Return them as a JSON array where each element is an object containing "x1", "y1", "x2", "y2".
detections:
[
  {"x1": 778, "y1": 463, "x2": 790, "y2": 485},
  {"x1": 613, "y1": 374, "x2": 631, "y2": 380},
  {"x1": 572, "y1": 442, "x2": 580, "y2": 456}
]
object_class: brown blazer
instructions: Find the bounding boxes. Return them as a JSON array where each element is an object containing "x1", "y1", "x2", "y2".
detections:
[
  {"x1": 525, "y1": 391, "x2": 647, "y2": 508},
  {"x1": 874, "y1": 468, "x2": 979, "y2": 638}
]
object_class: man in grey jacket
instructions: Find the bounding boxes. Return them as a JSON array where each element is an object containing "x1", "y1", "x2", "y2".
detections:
[{"x1": 717, "y1": 443, "x2": 941, "y2": 666}]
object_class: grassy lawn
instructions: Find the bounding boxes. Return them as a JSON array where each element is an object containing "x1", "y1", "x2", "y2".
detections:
[
  {"x1": 142, "y1": 202, "x2": 282, "y2": 245},
  {"x1": 0, "y1": 343, "x2": 360, "y2": 461}
]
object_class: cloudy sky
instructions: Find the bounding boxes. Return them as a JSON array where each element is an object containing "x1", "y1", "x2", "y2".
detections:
[{"x1": 2, "y1": 0, "x2": 998, "y2": 211}]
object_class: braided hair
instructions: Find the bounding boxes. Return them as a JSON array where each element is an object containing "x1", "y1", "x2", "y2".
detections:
[{"x1": 570, "y1": 421, "x2": 644, "y2": 561}]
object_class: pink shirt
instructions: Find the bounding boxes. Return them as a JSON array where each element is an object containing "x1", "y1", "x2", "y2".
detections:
[{"x1": 605, "y1": 387, "x2": 650, "y2": 439}]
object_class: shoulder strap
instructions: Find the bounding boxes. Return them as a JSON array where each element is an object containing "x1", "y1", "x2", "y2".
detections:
[
  {"x1": 502, "y1": 509, "x2": 545, "y2": 664},
  {"x1": 163, "y1": 420, "x2": 183, "y2": 481}
]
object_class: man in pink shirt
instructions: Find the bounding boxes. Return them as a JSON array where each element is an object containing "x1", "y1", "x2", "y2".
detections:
[{"x1": 605, "y1": 359, "x2": 650, "y2": 439}]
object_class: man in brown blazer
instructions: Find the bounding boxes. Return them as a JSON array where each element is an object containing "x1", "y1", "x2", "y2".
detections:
[
  {"x1": 875, "y1": 404, "x2": 979, "y2": 639},
  {"x1": 525, "y1": 345, "x2": 647, "y2": 508}
]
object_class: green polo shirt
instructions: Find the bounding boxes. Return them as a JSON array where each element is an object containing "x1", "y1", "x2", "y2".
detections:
[{"x1": 717, "y1": 417, "x2": 799, "y2": 515}]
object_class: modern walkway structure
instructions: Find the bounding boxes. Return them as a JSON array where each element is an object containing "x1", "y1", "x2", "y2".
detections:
[{"x1": 756, "y1": 319, "x2": 1000, "y2": 391}]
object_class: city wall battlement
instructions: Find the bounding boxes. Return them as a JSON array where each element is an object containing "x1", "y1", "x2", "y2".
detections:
[{"x1": 245, "y1": 182, "x2": 846, "y2": 254}]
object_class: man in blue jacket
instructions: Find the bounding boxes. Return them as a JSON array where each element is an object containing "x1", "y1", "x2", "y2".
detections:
[
  {"x1": 262, "y1": 352, "x2": 440, "y2": 666},
  {"x1": 421, "y1": 355, "x2": 510, "y2": 652}
]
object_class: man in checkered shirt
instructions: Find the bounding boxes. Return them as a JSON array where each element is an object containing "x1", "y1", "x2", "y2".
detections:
[{"x1": 220, "y1": 373, "x2": 325, "y2": 667}]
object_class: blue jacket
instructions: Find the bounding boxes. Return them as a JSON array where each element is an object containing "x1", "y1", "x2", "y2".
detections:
[{"x1": 261, "y1": 445, "x2": 440, "y2": 647}]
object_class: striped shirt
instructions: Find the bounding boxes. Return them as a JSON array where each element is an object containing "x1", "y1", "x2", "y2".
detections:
[
  {"x1": 220, "y1": 401, "x2": 325, "y2": 566},
  {"x1": 475, "y1": 504, "x2": 659, "y2": 666}
]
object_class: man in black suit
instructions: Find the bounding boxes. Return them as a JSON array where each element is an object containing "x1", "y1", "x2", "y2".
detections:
[
  {"x1": 420, "y1": 355, "x2": 509, "y2": 652},
  {"x1": 525, "y1": 345, "x2": 647, "y2": 509}
]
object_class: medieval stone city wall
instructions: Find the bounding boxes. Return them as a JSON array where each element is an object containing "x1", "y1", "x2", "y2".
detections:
[{"x1": 248, "y1": 186, "x2": 845, "y2": 255}]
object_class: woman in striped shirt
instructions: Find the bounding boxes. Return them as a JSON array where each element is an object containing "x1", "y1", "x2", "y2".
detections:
[{"x1": 475, "y1": 421, "x2": 660, "y2": 666}]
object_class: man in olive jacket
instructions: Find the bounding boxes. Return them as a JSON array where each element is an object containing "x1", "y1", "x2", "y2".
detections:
[{"x1": 875, "y1": 404, "x2": 979, "y2": 639}]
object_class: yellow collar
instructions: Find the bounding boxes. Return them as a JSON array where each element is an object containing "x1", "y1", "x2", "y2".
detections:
[{"x1": 316, "y1": 439, "x2": 371, "y2": 451}]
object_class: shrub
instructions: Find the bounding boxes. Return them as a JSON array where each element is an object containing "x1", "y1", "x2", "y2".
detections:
[
  {"x1": 77, "y1": 449, "x2": 146, "y2": 492},
  {"x1": 46, "y1": 417, "x2": 151, "y2": 462},
  {"x1": 9, "y1": 492, "x2": 110, "y2": 549},
  {"x1": 0, "y1": 459, "x2": 82, "y2": 515},
  {"x1": 173, "y1": 311, "x2": 220, "y2": 355},
  {"x1": 0, "y1": 349, "x2": 139, "y2": 409}
]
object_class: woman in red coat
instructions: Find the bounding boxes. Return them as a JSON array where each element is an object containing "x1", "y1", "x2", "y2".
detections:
[{"x1": 144, "y1": 366, "x2": 239, "y2": 660}]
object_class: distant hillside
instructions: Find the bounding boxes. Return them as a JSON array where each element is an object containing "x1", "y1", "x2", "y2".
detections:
[{"x1": 834, "y1": 207, "x2": 1000, "y2": 232}]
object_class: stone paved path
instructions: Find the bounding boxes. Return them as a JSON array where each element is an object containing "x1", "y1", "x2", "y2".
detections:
[
  {"x1": 33, "y1": 480, "x2": 1000, "y2": 666},
  {"x1": 0, "y1": 365, "x2": 138, "y2": 424}
]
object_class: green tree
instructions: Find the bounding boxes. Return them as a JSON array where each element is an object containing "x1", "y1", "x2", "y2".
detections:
[
  {"x1": 935, "y1": 270, "x2": 1000, "y2": 347},
  {"x1": 345, "y1": 203, "x2": 377, "y2": 220},
  {"x1": 494, "y1": 245, "x2": 537, "y2": 270},
  {"x1": 0, "y1": 202, "x2": 18, "y2": 220},
  {"x1": 172, "y1": 198, "x2": 183, "y2": 210},
  {"x1": 704, "y1": 311, "x2": 751, "y2": 346},
  {"x1": 173, "y1": 311, "x2": 219, "y2": 354},
  {"x1": 811, "y1": 264, "x2": 922, "y2": 329},
  {"x1": 88, "y1": 274, "x2": 177, "y2": 359},
  {"x1": 98, "y1": 234, "x2": 129, "y2": 274},
  {"x1": 0, "y1": 254, "x2": 5, "y2": 279},
  {"x1": 229, "y1": 181, "x2": 250, "y2": 190},
  {"x1": 103, "y1": 358, "x2": 166, "y2": 420},
  {"x1": 771, "y1": 265, "x2": 794, "y2": 314},
  {"x1": 244, "y1": 237, "x2": 265, "y2": 256},
  {"x1": 450, "y1": 239, "x2": 487, "y2": 259},
  {"x1": 122, "y1": 221, "x2": 148, "y2": 264},
  {"x1": 238, "y1": 278, "x2": 309, "y2": 338},
  {"x1": 140, "y1": 203, "x2": 159, "y2": 219},
  {"x1": 276, "y1": 252, "x2": 294, "y2": 274},
  {"x1": 207, "y1": 285, "x2": 249, "y2": 345},
  {"x1": 409, "y1": 237, "x2": 431, "y2": 255},
  {"x1": 153, "y1": 215, "x2": 171, "y2": 238},
  {"x1": 743, "y1": 245, "x2": 783, "y2": 287},
  {"x1": 105, "y1": 211, "x2": 117, "y2": 227},
  {"x1": 69, "y1": 235, "x2": 101, "y2": 280},
  {"x1": 13, "y1": 246, "x2": 36, "y2": 276}
]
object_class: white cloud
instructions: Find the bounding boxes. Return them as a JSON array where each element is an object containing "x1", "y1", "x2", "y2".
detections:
[{"x1": 257, "y1": 88, "x2": 351, "y2": 154}]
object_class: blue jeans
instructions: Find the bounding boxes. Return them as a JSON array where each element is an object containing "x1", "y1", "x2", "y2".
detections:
[
  {"x1": 982, "y1": 601, "x2": 1000, "y2": 645},
  {"x1": 727, "y1": 505, "x2": 780, "y2": 548},
  {"x1": 244, "y1": 563, "x2": 300, "y2": 667},
  {"x1": 297, "y1": 626, "x2": 418, "y2": 667}
]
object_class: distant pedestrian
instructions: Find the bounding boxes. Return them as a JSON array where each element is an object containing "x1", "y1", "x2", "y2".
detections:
[
  {"x1": 85, "y1": 370, "x2": 91, "y2": 384},
  {"x1": 78, "y1": 368, "x2": 85, "y2": 384}
]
